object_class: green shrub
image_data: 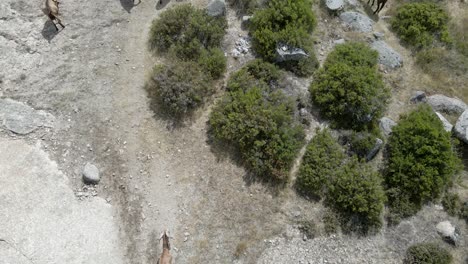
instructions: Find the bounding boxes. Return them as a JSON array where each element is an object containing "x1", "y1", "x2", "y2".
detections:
[
  {"x1": 310, "y1": 62, "x2": 390, "y2": 130},
  {"x1": 148, "y1": 61, "x2": 212, "y2": 116},
  {"x1": 250, "y1": 0, "x2": 318, "y2": 76},
  {"x1": 385, "y1": 104, "x2": 462, "y2": 216},
  {"x1": 197, "y1": 48, "x2": 227, "y2": 79},
  {"x1": 442, "y1": 192, "x2": 462, "y2": 217},
  {"x1": 296, "y1": 128, "x2": 346, "y2": 198},
  {"x1": 149, "y1": 4, "x2": 227, "y2": 55},
  {"x1": 323, "y1": 210, "x2": 340, "y2": 235},
  {"x1": 347, "y1": 132, "x2": 379, "y2": 161},
  {"x1": 404, "y1": 243, "x2": 452, "y2": 264},
  {"x1": 327, "y1": 157, "x2": 386, "y2": 232},
  {"x1": 210, "y1": 72, "x2": 304, "y2": 180},
  {"x1": 277, "y1": 48, "x2": 319, "y2": 77},
  {"x1": 324, "y1": 43, "x2": 378, "y2": 68},
  {"x1": 310, "y1": 43, "x2": 389, "y2": 130},
  {"x1": 391, "y1": 3, "x2": 451, "y2": 48}
]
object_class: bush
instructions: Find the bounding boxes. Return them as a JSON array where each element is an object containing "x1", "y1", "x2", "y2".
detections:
[
  {"x1": 310, "y1": 62, "x2": 390, "y2": 130},
  {"x1": 323, "y1": 210, "x2": 340, "y2": 235},
  {"x1": 324, "y1": 42, "x2": 378, "y2": 68},
  {"x1": 310, "y1": 43, "x2": 389, "y2": 130},
  {"x1": 385, "y1": 104, "x2": 462, "y2": 216},
  {"x1": 442, "y1": 192, "x2": 462, "y2": 217},
  {"x1": 197, "y1": 48, "x2": 227, "y2": 79},
  {"x1": 297, "y1": 220, "x2": 317, "y2": 239},
  {"x1": 148, "y1": 61, "x2": 212, "y2": 116},
  {"x1": 404, "y1": 243, "x2": 452, "y2": 264},
  {"x1": 327, "y1": 157, "x2": 386, "y2": 232},
  {"x1": 391, "y1": 3, "x2": 451, "y2": 49},
  {"x1": 250, "y1": 0, "x2": 318, "y2": 76},
  {"x1": 149, "y1": 4, "x2": 227, "y2": 55},
  {"x1": 210, "y1": 66, "x2": 304, "y2": 180},
  {"x1": 296, "y1": 128, "x2": 346, "y2": 198},
  {"x1": 226, "y1": 60, "x2": 281, "y2": 93}
]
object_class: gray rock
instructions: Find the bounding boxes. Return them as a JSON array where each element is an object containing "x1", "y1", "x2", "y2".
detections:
[
  {"x1": 427, "y1": 94, "x2": 467, "y2": 115},
  {"x1": 339, "y1": 12, "x2": 373, "y2": 32},
  {"x1": 454, "y1": 110, "x2": 468, "y2": 144},
  {"x1": 83, "y1": 163, "x2": 100, "y2": 184},
  {"x1": 366, "y1": 138, "x2": 383, "y2": 161},
  {"x1": 0, "y1": 98, "x2": 54, "y2": 135},
  {"x1": 334, "y1": 39, "x2": 345, "y2": 45},
  {"x1": 410, "y1": 91, "x2": 426, "y2": 103},
  {"x1": 370, "y1": 41, "x2": 403, "y2": 68},
  {"x1": 435, "y1": 112, "x2": 453, "y2": 132},
  {"x1": 242, "y1": 15, "x2": 252, "y2": 23},
  {"x1": 276, "y1": 44, "x2": 309, "y2": 62},
  {"x1": 436, "y1": 221, "x2": 459, "y2": 246},
  {"x1": 373, "y1": 32, "x2": 385, "y2": 40},
  {"x1": 207, "y1": 0, "x2": 226, "y2": 17},
  {"x1": 325, "y1": 0, "x2": 344, "y2": 11},
  {"x1": 231, "y1": 37, "x2": 251, "y2": 58},
  {"x1": 380, "y1": 117, "x2": 396, "y2": 136}
]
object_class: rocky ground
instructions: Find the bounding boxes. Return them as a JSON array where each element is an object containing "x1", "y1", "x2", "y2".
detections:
[{"x1": 0, "y1": 0, "x2": 467, "y2": 263}]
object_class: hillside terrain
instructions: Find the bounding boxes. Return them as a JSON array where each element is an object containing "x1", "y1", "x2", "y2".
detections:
[{"x1": 0, "y1": 0, "x2": 467, "y2": 263}]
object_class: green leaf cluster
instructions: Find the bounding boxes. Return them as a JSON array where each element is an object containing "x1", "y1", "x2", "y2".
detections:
[
  {"x1": 296, "y1": 129, "x2": 346, "y2": 198},
  {"x1": 250, "y1": 0, "x2": 318, "y2": 76},
  {"x1": 386, "y1": 104, "x2": 462, "y2": 218},
  {"x1": 297, "y1": 129, "x2": 385, "y2": 232},
  {"x1": 310, "y1": 43, "x2": 390, "y2": 130},
  {"x1": 210, "y1": 61, "x2": 304, "y2": 180},
  {"x1": 147, "y1": 4, "x2": 227, "y2": 116},
  {"x1": 404, "y1": 243, "x2": 452, "y2": 264},
  {"x1": 327, "y1": 157, "x2": 386, "y2": 232},
  {"x1": 391, "y1": 3, "x2": 451, "y2": 49}
]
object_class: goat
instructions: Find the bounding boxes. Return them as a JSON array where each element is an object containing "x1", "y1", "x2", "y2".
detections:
[
  {"x1": 158, "y1": 230, "x2": 173, "y2": 264},
  {"x1": 45, "y1": 0, "x2": 65, "y2": 31},
  {"x1": 367, "y1": 0, "x2": 388, "y2": 14}
]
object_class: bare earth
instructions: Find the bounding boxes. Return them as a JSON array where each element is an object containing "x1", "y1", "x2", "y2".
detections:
[{"x1": 0, "y1": 0, "x2": 467, "y2": 264}]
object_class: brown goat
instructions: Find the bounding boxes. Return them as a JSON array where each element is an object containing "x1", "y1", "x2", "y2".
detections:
[
  {"x1": 367, "y1": 0, "x2": 388, "y2": 14},
  {"x1": 45, "y1": 0, "x2": 65, "y2": 31},
  {"x1": 158, "y1": 230, "x2": 172, "y2": 264}
]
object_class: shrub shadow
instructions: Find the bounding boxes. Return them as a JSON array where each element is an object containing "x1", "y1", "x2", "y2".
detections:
[
  {"x1": 156, "y1": 0, "x2": 171, "y2": 10},
  {"x1": 206, "y1": 123, "x2": 287, "y2": 196},
  {"x1": 119, "y1": 0, "x2": 140, "y2": 13},
  {"x1": 145, "y1": 230, "x2": 160, "y2": 263},
  {"x1": 41, "y1": 20, "x2": 60, "y2": 42}
]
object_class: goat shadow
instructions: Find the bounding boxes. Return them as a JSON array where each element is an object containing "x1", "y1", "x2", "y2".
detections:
[
  {"x1": 119, "y1": 0, "x2": 140, "y2": 13},
  {"x1": 41, "y1": 20, "x2": 60, "y2": 42},
  {"x1": 145, "y1": 231, "x2": 160, "y2": 264},
  {"x1": 156, "y1": 0, "x2": 171, "y2": 10}
]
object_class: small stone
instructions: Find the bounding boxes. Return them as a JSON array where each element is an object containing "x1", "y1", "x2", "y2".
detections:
[
  {"x1": 436, "y1": 221, "x2": 459, "y2": 246},
  {"x1": 184, "y1": 232, "x2": 190, "y2": 237},
  {"x1": 334, "y1": 39, "x2": 345, "y2": 45},
  {"x1": 373, "y1": 32, "x2": 385, "y2": 40},
  {"x1": 410, "y1": 91, "x2": 426, "y2": 103},
  {"x1": 82, "y1": 163, "x2": 100, "y2": 184}
]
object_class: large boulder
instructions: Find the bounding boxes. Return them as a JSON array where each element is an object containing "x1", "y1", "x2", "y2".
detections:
[
  {"x1": 435, "y1": 112, "x2": 453, "y2": 132},
  {"x1": 436, "y1": 221, "x2": 459, "y2": 246},
  {"x1": 0, "y1": 98, "x2": 55, "y2": 135},
  {"x1": 427, "y1": 94, "x2": 467, "y2": 115},
  {"x1": 339, "y1": 12, "x2": 373, "y2": 32},
  {"x1": 370, "y1": 41, "x2": 403, "y2": 69},
  {"x1": 276, "y1": 44, "x2": 309, "y2": 62},
  {"x1": 380, "y1": 117, "x2": 397, "y2": 136},
  {"x1": 325, "y1": 0, "x2": 344, "y2": 12},
  {"x1": 454, "y1": 109, "x2": 468, "y2": 144},
  {"x1": 207, "y1": 0, "x2": 226, "y2": 17}
]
